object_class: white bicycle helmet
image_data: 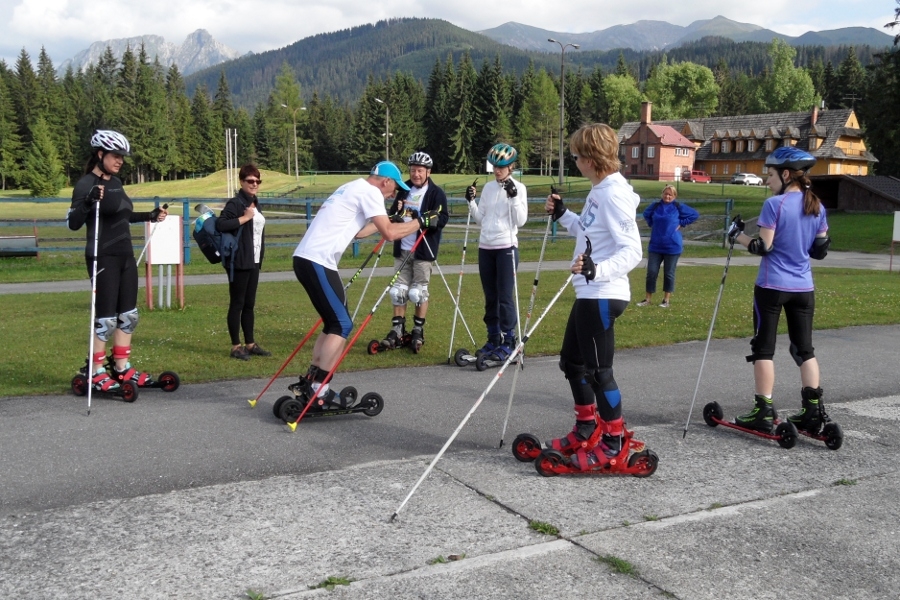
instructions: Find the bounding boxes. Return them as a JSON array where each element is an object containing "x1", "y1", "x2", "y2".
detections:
[
  {"x1": 408, "y1": 152, "x2": 433, "y2": 169},
  {"x1": 90, "y1": 130, "x2": 131, "y2": 157}
]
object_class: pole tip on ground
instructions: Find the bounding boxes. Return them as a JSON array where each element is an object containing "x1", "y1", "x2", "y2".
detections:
[
  {"x1": 682, "y1": 429, "x2": 687, "y2": 439},
  {"x1": 498, "y1": 440, "x2": 504, "y2": 449},
  {"x1": 247, "y1": 399, "x2": 257, "y2": 408},
  {"x1": 389, "y1": 513, "x2": 398, "y2": 523},
  {"x1": 286, "y1": 421, "x2": 298, "y2": 432}
]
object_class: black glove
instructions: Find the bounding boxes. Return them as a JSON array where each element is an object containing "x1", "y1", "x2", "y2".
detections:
[
  {"x1": 417, "y1": 209, "x2": 440, "y2": 231},
  {"x1": 580, "y1": 238, "x2": 596, "y2": 282},
  {"x1": 549, "y1": 195, "x2": 566, "y2": 221},
  {"x1": 503, "y1": 178, "x2": 518, "y2": 198},
  {"x1": 465, "y1": 179, "x2": 477, "y2": 202},
  {"x1": 85, "y1": 185, "x2": 103, "y2": 206},
  {"x1": 395, "y1": 189, "x2": 409, "y2": 202},
  {"x1": 726, "y1": 214, "x2": 745, "y2": 242},
  {"x1": 148, "y1": 203, "x2": 168, "y2": 223},
  {"x1": 389, "y1": 211, "x2": 405, "y2": 224}
]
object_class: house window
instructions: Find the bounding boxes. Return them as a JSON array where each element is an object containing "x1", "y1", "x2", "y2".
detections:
[
  {"x1": 737, "y1": 164, "x2": 743, "y2": 173},
  {"x1": 711, "y1": 165, "x2": 717, "y2": 175},
  {"x1": 722, "y1": 141, "x2": 731, "y2": 153},
  {"x1": 647, "y1": 146, "x2": 655, "y2": 158},
  {"x1": 712, "y1": 141, "x2": 720, "y2": 153},
  {"x1": 748, "y1": 140, "x2": 756, "y2": 152},
  {"x1": 647, "y1": 164, "x2": 654, "y2": 175},
  {"x1": 723, "y1": 164, "x2": 729, "y2": 175},
  {"x1": 736, "y1": 141, "x2": 744, "y2": 153},
  {"x1": 631, "y1": 164, "x2": 638, "y2": 175},
  {"x1": 631, "y1": 146, "x2": 640, "y2": 159},
  {"x1": 765, "y1": 139, "x2": 774, "y2": 151}
]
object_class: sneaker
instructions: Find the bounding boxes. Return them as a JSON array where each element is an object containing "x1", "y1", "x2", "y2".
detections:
[
  {"x1": 636, "y1": 300, "x2": 651, "y2": 307},
  {"x1": 246, "y1": 344, "x2": 271, "y2": 356},
  {"x1": 659, "y1": 300, "x2": 670, "y2": 308},
  {"x1": 230, "y1": 346, "x2": 250, "y2": 361},
  {"x1": 788, "y1": 387, "x2": 824, "y2": 434}
]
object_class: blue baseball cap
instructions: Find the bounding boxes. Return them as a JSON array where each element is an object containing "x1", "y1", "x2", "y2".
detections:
[{"x1": 371, "y1": 161, "x2": 410, "y2": 191}]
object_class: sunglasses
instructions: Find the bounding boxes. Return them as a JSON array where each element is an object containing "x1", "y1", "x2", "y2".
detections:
[
  {"x1": 243, "y1": 178, "x2": 262, "y2": 185},
  {"x1": 571, "y1": 155, "x2": 580, "y2": 161}
]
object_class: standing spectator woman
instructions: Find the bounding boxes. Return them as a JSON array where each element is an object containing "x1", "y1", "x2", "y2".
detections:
[
  {"x1": 637, "y1": 185, "x2": 699, "y2": 308},
  {"x1": 726, "y1": 147, "x2": 830, "y2": 434},
  {"x1": 464, "y1": 143, "x2": 528, "y2": 362},
  {"x1": 543, "y1": 123, "x2": 643, "y2": 471},
  {"x1": 67, "y1": 130, "x2": 168, "y2": 391},
  {"x1": 217, "y1": 164, "x2": 270, "y2": 360}
]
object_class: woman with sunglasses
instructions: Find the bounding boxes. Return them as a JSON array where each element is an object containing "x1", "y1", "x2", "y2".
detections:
[{"x1": 217, "y1": 164, "x2": 270, "y2": 360}]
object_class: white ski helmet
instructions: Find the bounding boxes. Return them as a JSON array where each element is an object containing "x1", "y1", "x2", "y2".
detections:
[{"x1": 90, "y1": 130, "x2": 131, "y2": 157}]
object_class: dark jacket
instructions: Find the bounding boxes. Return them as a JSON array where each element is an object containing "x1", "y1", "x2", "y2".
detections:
[
  {"x1": 217, "y1": 189, "x2": 265, "y2": 270},
  {"x1": 387, "y1": 178, "x2": 449, "y2": 261},
  {"x1": 643, "y1": 200, "x2": 699, "y2": 255}
]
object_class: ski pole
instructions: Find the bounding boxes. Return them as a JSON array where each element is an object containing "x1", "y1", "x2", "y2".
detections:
[
  {"x1": 499, "y1": 210, "x2": 554, "y2": 448},
  {"x1": 85, "y1": 184, "x2": 103, "y2": 416},
  {"x1": 287, "y1": 231, "x2": 427, "y2": 431},
  {"x1": 391, "y1": 272, "x2": 574, "y2": 522},
  {"x1": 447, "y1": 179, "x2": 478, "y2": 363},
  {"x1": 421, "y1": 236, "x2": 476, "y2": 346},
  {"x1": 247, "y1": 238, "x2": 386, "y2": 408},
  {"x1": 683, "y1": 233, "x2": 738, "y2": 438},
  {"x1": 351, "y1": 238, "x2": 387, "y2": 322},
  {"x1": 136, "y1": 203, "x2": 169, "y2": 267}
]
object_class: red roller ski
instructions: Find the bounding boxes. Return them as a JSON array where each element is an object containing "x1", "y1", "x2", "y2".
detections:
[{"x1": 702, "y1": 401, "x2": 842, "y2": 450}]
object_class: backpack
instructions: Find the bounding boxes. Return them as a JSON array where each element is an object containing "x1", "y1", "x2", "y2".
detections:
[{"x1": 193, "y1": 210, "x2": 243, "y2": 281}]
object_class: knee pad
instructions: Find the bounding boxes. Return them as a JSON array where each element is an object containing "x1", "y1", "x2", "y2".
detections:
[
  {"x1": 559, "y1": 359, "x2": 585, "y2": 382},
  {"x1": 118, "y1": 308, "x2": 139, "y2": 334},
  {"x1": 590, "y1": 367, "x2": 621, "y2": 409},
  {"x1": 112, "y1": 345, "x2": 132, "y2": 361},
  {"x1": 789, "y1": 342, "x2": 815, "y2": 365},
  {"x1": 94, "y1": 315, "x2": 117, "y2": 342},
  {"x1": 408, "y1": 284, "x2": 429, "y2": 306},
  {"x1": 389, "y1": 283, "x2": 409, "y2": 307},
  {"x1": 746, "y1": 336, "x2": 774, "y2": 363}
]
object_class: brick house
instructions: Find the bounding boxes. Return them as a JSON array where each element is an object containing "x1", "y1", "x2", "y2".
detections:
[
  {"x1": 620, "y1": 103, "x2": 696, "y2": 181},
  {"x1": 618, "y1": 103, "x2": 877, "y2": 182}
]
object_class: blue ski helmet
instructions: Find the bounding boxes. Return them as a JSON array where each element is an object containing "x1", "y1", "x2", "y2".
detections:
[
  {"x1": 764, "y1": 146, "x2": 816, "y2": 172},
  {"x1": 487, "y1": 143, "x2": 517, "y2": 167}
]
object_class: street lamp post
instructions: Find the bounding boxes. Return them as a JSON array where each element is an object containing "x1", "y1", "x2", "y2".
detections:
[
  {"x1": 548, "y1": 38, "x2": 579, "y2": 187},
  {"x1": 281, "y1": 104, "x2": 306, "y2": 180},
  {"x1": 374, "y1": 97, "x2": 390, "y2": 161}
]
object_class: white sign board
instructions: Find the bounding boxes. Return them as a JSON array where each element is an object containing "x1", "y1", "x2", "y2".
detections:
[
  {"x1": 146, "y1": 216, "x2": 183, "y2": 265},
  {"x1": 894, "y1": 211, "x2": 900, "y2": 242}
]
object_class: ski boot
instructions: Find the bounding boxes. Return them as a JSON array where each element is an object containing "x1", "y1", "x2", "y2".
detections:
[
  {"x1": 531, "y1": 418, "x2": 658, "y2": 477},
  {"x1": 702, "y1": 397, "x2": 799, "y2": 449},
  {"x1": 410, "y1": 317, "x2": 426, "y2": 354},
  {"x1": 454, "y1": 326, "x2": 501, "y2": 367},
  {"x1": 368, "y1": 316, "x2": 411, "y2": 355},
  {"x1": 475, "y1": 331, "x2": 519, "y2": 371},
  {"x1": 273, "y1": 367, "x2": 384, "y2": 423},
  {"x1": 785, "y1": 387, "x2": 843, "y2": 450},
  {"x1": 106, "y1": 352, "x2": 180, "y2": 392},
  {"x1": 71, "y1": 355, "x2": 139, "y2": 402}
]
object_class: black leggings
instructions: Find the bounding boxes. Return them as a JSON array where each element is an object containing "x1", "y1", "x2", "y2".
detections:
[
  {"x1": 85, "y1": 254, "x2": 138, "y2": 318},
  {"x1": 227, "y1": 267, "x2": 260, "y2": 346},
  {"x1": 750, "y1": 285, "x2": 815, "y2": 362}
]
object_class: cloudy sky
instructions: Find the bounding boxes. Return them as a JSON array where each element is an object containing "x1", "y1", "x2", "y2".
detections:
[{"x1": 1, "y1": 0, "x2": 895, "y2": 66}]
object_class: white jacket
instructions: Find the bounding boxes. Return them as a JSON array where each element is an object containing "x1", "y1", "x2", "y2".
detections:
[
  {"x1": 556, "y1": 172, "x2": 642, "y2": 301},
  {"x1": 467, "y1": 178, "x2": 528, "y2": 249}
]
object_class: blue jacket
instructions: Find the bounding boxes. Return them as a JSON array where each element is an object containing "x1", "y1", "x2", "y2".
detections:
[{"x1": 643, "y1": 200, "x2": 699, "y2": 255}]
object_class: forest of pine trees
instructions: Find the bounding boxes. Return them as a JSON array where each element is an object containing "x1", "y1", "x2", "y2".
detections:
[{"x1": 0, "y1": 33, "x2": 895, "y2": 196}]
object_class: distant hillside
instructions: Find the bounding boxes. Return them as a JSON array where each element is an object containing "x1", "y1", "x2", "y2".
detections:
[
  {"x1": 57, "y1": 29, "x2": 242, "y2": 76},
  {"x1": 184, "y1": 18, "x2": 562, "y2": 107},
  {"x1": 479, "y1": 16, "x2": 894, "y2": 52}
]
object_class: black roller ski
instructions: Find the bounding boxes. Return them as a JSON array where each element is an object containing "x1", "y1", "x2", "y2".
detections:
[
  {"x1": 272, "y1": 377, "x2": 384, "y2": 422},
  {"x1": 367, "y1": 331, "x2": 412, "y2": 355},
  {"x1": 71, "y1": 360, "x2": 139, "y2": 403},
  {"x1": 702, "y1": 401, "x2": 801, "y2": 449},
  {"x1": 104, "y1": 355, "x2": 180, "y2": 392},
  {"x1": 453, "y1": 347, "x2": 480, "y2": 367},
  {"x1": 474, "y1": 351, "x2": 519, "y2": 372}
]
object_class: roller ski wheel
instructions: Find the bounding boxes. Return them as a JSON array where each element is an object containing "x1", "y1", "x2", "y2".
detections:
[
  {"x1": 105, "y1": 356, "x2": 180, "y2": 392},
  {"x1": 280, "y1": 384, "x2": 384, "y2": 423},
  {"x1": 156, "y1": 371, "x2": 180, "y2": 392},
  {"x1": 702, "y1": 401, "x2": 797, "y2": 449},
  {"x1": 534, "y1": 440, "x2": 657, "y2": 478},
  {"x1": 361, "y1": 392, "x2": 384, "y2": 417},
  {"x1": 368, "y1": 333, "x2": 412, "y2": 356},
  {"x1": 787, "y1": 419, "x2": 843, "y2": 451},
  {"x1": 453, "y1": 348, "x2": 476, "y2": 367},
  {"x1": 534, "y1": 449, "x2": 566, "y2": 477},
  {"x1": 273, "y1": 395, "x2": 293, "y2": 419},
  {"x1": 512, "y1": 433, "x2": 542, "y2": 462},
  {"x1": 367, "y1": 340, "x2": 381, "y2": 355},
  {"x1": 475, "y1": 350, "x2": 518, "y2": 372},
  {"x1": 627, "y1": 449, "x2": 659, "y2": 478}
]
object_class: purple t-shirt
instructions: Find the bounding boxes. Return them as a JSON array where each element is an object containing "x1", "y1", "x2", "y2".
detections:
[{"x1": 755, "y1": 191, "x2": 828, "y2": 292}]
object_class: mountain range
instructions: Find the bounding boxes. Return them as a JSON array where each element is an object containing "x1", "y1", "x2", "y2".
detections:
[
  {"x1": 478, "y1": 16, "x2": 894, "y2": 52},
  {"x1": 56, "y1": 29, "x2": 242, "y2": 77}
]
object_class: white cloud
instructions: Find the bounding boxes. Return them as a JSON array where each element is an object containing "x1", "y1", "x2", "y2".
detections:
[{"x1": 0, "y1": 0, "x2": 893, "y2": 66}]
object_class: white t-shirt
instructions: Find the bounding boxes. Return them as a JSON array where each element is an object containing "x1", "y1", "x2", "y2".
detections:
[
  {"x1": 252, "y1": 211, "x2": 266, "y2": 264},
  {"x1": 556, "y1": 172, "x2": 642, "y2": 301},
  {"x1": 293, "y1": 178, "x2": 388, "y2": 270},
  {"x1": 399, "y1": 183, "x2": 426, "y2": 251}
]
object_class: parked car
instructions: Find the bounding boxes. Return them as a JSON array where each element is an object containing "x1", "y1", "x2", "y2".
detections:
[
  {"x1": 682, "y1": 170, "x2": 711, "y2": 183},
  {"x1": 731, "y1": 172, "x2": 763, "y2": 185}
]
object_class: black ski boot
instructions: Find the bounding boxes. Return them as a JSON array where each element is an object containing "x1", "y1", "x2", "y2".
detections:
[
  {"x1": 410, "y1": 317, "x2": 425, "y2": 354},
  {"x1": 788, "y1": 387, "x2": 825, "y2": 435},
  {"x1": 382, "y1": 316, "x2": 406, "y2": 350},
  {"x1": 734, "y1": 395, "x2": 776, "y2": 433}
]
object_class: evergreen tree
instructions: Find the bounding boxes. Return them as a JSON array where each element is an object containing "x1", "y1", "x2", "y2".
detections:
[
  {"x1": 449, "y1": 52, "x2": 478, "y2": 173},
  {"x1": 587, "y1": 65, "x2": 609, "y2": 123},
  {"x1": 12, "y1": 49, "x2": 39, "y2": 145},
  {"x1": 823, "y1": 60, "x2": 839, "y2": 108},
  {"x1": 23, "y1": 116, "x2": 64, "y2": 196},
  {"x1": 165, "y1": 65, "x2": 194, "y2": 178},
  {"x1": 0, "y1": 74, "x2": 23, "y2": 189},
  {"x1": 388, "y1": 71, "x2": 426, "y2": 166},
  {"x1": 836, "y1": 47, "x2": 868, "y2": 109},
  {"x1": 472, "y1": 56, "x2": 512, "y2": 165},
  {"x1": 190, "y1": 84, "x2": 218, "y2": 173},
  {"x1": 307, "y1": 92, "x2": 352, "y2": 171},
  {"x1": 136, "y1": 56, "x2": 175, "y2": 181},
  {"x1": 272, "y1": 62, "x2": 307, "y2": 173},
  {"x1": 348, "y1": 78, "x2": 387, "y2": 171}
]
